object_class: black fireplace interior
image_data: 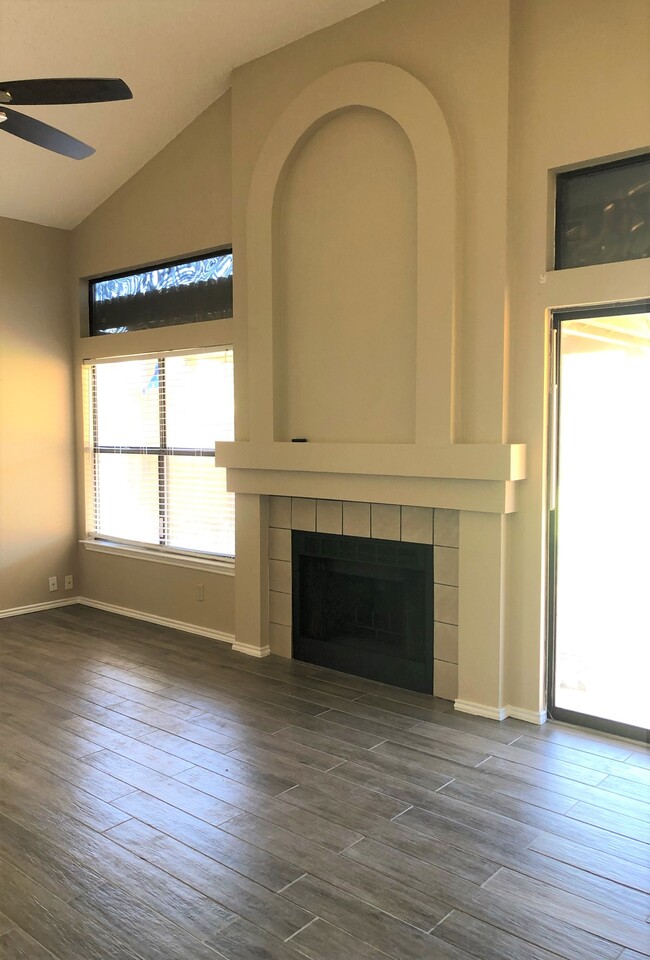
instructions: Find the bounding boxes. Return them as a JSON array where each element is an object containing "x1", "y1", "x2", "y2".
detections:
[{"x1": 292, "y1": 530, "x2": 433, "y2": 693}]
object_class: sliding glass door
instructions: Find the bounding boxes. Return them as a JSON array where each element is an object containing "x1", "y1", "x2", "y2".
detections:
[{"x1": 548, "y1": 305, "x2": 650, "y2": 739}]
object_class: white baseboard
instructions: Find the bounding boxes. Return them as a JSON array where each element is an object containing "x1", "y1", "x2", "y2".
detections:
[
  {"x1": 455, "y1": 699, "x2": 547, "y2": 725},
  {"x1": 508, "y1": 706, "x2": 547, "y2": 725},
  {"x1": 0, "y1": 597, "x2": 79, "y2": 619},
  {"x1": 454, "y1": 699, "x2": 509, "y2": 721},
  {"x1": 77, "y1": 597, "x2": 234, "y2": 647},
  {"x1": 231, "y1": 642, "x2": 271, "y2": 658},
  {"x1": 2, "y1": 594, "x2": 267, "y2": 660}
]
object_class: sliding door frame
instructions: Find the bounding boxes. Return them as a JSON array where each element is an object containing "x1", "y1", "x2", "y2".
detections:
[{"x1": 546, "y1": 301, "x2": 650, "y2": 744}]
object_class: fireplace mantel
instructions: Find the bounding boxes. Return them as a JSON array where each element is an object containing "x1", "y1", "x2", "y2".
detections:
[
  {"x1": 222, "y1": 446, "x2": 537, "y2": 722},
  {"x1": 216, "y1": 441, "x2": 526, "y2": 514}
]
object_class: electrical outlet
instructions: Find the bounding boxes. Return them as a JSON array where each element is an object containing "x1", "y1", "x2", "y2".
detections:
[
  {"x1": 64, "y1": 575, "x2": 74, "y2": 591},
  {"x1": 48, "y1": 576, "x2": 58, "y2": 592},
  {"x1": 196, "y1": 583, "x2": 204, "y2": 602}
]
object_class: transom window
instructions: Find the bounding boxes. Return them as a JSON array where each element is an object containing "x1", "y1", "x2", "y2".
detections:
[
  {"x1": 88, "y1": 250, "x2": 233, "y2": 336},
  {"x1": 555, "y1": 154, "x2": 650, "y2": 269},
  {"x1": 83, "y1": 349, "x2": 234, "y2": 559}
]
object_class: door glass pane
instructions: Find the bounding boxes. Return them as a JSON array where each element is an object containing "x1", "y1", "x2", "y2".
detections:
[{"x1": 554, "y1": 313, "x2": 650, "y2": 729}]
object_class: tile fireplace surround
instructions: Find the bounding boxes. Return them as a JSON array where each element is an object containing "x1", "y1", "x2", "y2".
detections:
[
  {"x1": 216, "y1": 455, "x2": 529, "y2": 723},
  {"x1": 267, "y1": 497, "x2": 460, "y2": 700}
]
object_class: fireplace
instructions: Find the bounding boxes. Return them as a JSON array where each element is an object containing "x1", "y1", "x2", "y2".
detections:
[{"x1": 292, "y1": 530, "x2": 433, "y2": 693}]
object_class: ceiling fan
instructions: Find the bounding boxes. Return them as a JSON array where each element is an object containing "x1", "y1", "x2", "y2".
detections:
[{"x1": 0, "y1": 78, "x2": 132, "y2": 159}]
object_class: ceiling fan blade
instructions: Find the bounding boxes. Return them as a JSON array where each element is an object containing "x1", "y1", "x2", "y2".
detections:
[
  {"x1": 0, "y1": 107, "x2": 94, "y2": 159},
  {"x1": 0, "y1": 78, "x2": 132, "y2": 105}
]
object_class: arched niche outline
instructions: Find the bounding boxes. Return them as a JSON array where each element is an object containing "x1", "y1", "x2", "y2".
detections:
[{"x1": 245, "y1": 61, "x2": 457, "y2": 447}]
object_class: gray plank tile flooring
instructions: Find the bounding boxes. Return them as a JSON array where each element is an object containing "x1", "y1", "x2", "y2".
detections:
[{"x1": 0, "y1": 605, "x2": 648, "y2": 960}]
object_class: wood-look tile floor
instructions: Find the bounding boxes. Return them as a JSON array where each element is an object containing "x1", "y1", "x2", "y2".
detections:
[{"x1": 0, "y1": 606, "x2": 648, "y2": 960}]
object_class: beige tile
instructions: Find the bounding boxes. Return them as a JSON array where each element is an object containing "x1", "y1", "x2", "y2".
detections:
[
  {"x1": 269, "y1": 559, "x2": 291, "y2": 594},
  {"x1": 269, "y1": 590, "x2": 292, "y2": 626},
  {"x1": 434, "y1": 546, "x2": 459, "y2": 586},
  {"x1": 292, "y1": 498, "x2": 316, "y2": 531},
  {"x1": 269, "y1": 622, "x2": 292, "y2": 658},
  {"x1": 268, "y1": 526, "x2": 291, "y2": 561},
  {"x1": 269, "y1": 496, "x2": 291, "y2": 529},
  {"x1": 343, "y1": 501, "x2": 371, "y2": 538},
  {"x1": 371, "y1": 503, "x2": 401, "y2": 541},
  {"x1": 434, "y1": 622, "x2": 458, "y2": 664},
  {"x1": 434, "y1": 660, "x2": 458, "y2": 701},
  {"x1": 434, "y1": 584, "x2": 458, "y2": 625},
  {"x1": 317, "y1": 500, "x2": 343, "y2": 535},
  {"x1": 401, "y1": 506, "x2": 433, "y2": 544},
  {"x1": 434, "y1": 508, "x2": 459, "y2": 547}
]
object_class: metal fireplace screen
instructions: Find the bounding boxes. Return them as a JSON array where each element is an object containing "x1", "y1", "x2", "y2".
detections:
[{"x1": 292, "y1": 530, "x2": 433, "y2": 693}]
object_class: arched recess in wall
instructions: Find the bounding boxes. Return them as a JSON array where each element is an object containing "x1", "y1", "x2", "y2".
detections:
[{"x1": 246, "y1": 62, "x2": 456, "y2": 447}]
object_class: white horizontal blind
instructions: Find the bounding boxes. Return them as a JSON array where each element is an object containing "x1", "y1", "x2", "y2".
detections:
[{"x1": 83, "y1": 349, "x2": 235, "y2": 558}]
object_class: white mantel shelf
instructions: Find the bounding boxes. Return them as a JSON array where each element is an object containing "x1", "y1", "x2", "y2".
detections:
[
  {"x1": 216, "y1": 441, "x2": 526, "y2": 514},
  {"x1": 216, "y1": 441, "x2": 525, "y2": 481}
]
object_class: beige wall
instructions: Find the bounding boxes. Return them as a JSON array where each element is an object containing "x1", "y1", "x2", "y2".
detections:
[
  {"x1": 70, "y1": 92, "x2": 235, "y2": 636},
  {"x1": 72, "y1": 93, "x2": 233, "y2": 279},
  {"x1": 506, "y1": 0, "x2": 650, "y2": 712},
  {"x1": 0, "y1": 217, "x2": 76, "y2": 612},
  {"x1": 276, "y1": 107, "x2": 417, "y2": 444}
]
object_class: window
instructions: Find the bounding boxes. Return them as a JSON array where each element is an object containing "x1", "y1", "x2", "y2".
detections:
[
  {"x1": 89, "y1": 250, "x2": 233, "y2": 336},
  {"x1": 555, "y1": 154, "x2": 650, "y2": 269},
  {"x1": 83, "y1": 349, "x2": 235, "y2": 560}
]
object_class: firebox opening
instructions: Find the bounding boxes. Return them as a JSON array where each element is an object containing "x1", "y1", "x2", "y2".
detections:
[{"x1": 292, "y1": 530, "x2": 433, "y2": 693}]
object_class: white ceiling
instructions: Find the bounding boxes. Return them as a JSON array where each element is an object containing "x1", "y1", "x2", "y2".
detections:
[{"x1": 0, "y1": 0, "x2": 382, "y2": 229}]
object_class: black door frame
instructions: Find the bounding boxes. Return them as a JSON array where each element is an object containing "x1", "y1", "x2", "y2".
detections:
[{"x1": 546, "y1": 300, "x2": 650, "y2": 744}]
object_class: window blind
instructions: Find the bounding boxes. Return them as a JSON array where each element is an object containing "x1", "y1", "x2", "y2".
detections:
[{"x1": 83, "y1": 348, "x2": 235, "y2": 559}]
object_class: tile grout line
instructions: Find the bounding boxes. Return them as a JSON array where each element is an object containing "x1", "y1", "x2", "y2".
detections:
[
  {"x1": 474, "y1": 755, "x2": 493, "y2": 768},
  {"x1": 480, "y1": 865, "x2": 504, "y2": 889},
  {"x1": 428, "y1": 909, "x2": 454, "y2": 934},
  {"x1": 274, "y1": 784, "x2": 299, "y2": 799},
  {"x1": 435, "y1": 778, "x2": 455, "y2": 792},
  {"x1": 276, "y1": 872, "x2": 307, "y2": 896},
  {"x1": 339, "y1": 836, "x2": 365, "y2": 853},
  {"x1": 285, "y1": 916, "x2": 320, "y2": 943},
  {"x1": 323, "y1": 760, "x2": 347, "y2": 772}
]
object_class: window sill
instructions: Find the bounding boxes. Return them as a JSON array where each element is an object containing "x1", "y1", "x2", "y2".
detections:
[{"x1": 80, "y1": 539, "x2": 235, "y2": 577}]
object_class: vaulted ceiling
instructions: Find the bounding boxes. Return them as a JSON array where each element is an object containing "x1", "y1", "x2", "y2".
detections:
[{"x1": 0, "y1": 0, "x2": 382, "y2": 229}]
